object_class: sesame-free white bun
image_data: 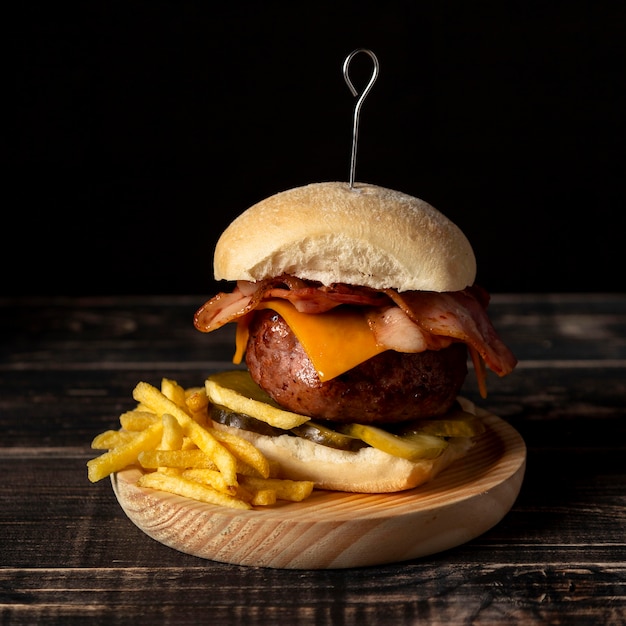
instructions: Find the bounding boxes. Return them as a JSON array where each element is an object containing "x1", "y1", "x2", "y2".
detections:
[
  {"x1": 212, "y1": 421, "x2": 476, "y2": 493},
  {"x1": 214, "y1": 181, "x2": 476, "y2": 292}
]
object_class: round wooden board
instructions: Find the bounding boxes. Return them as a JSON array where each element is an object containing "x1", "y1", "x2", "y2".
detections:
[{"x1": 111, "y1": 410, "x2": 526, "y2": 569}]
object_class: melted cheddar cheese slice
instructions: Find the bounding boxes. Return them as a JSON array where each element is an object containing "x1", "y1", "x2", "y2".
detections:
[{"x1": 233, "y1": 299, "x2": 387, "y2": 381}]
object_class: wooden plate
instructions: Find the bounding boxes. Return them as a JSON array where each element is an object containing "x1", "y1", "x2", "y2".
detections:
[{"x1": 111, "y1": 410, "x2": 526, "y2": 569}]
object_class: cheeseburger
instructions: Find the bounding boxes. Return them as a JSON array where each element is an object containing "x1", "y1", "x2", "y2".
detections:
[{"x1": 194, "y1": 181, "x2": 517, "y2": 493}]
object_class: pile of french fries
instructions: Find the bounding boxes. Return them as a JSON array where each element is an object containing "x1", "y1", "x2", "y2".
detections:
[{"x1": 87, "y1": 378, "x2": 314, "y2": 509}]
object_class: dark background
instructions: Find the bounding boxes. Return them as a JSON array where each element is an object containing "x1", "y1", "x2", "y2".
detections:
[{"x1": 6, "y1": 1, "x2": 625, "y2": 296}]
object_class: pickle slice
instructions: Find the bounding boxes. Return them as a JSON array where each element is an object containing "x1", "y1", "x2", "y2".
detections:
[
  {"x1": 206, "y1": 370, "x2": 311, "y2": 429},
  {"x1": 291, "y1": 421, "x2": 367, "y2": 452},
  {"x1": 337, "y1": 423, "x2": 448, "y2": 461},
  {"x1": 210, "y1": 404, "x2": 286, "y2": 437},
  {"x1": 212, "y1": 399, "x2": 368, "y2": 452}
]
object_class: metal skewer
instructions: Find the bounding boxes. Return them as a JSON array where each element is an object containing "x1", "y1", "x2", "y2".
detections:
[{"x1": 343, "y1": 48, "x2": 379, "y2": 189}]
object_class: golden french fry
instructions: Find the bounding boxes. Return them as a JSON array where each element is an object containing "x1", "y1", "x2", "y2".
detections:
[
  {"x1": 135, "y1": 385, "x2": 236, "y2": 484},
  {"x1": 87, "y1": 421, "x2": 164, "y2": 483},
  {"x1": 181, "y1": 437, "x2": 197, "y2": 450},
  {"x1": 138, "y1": 449, "x2": 217, "y2": 470},
  {"x1": 157, "y1": 467, "x2": 183, "y2": 477},
  {"x1": 210, "y1": 427, "x2": 271, "y2": 479},
  {"x1": 161, "y1": 378, "x2": 189, "y2": 412},
  {"x1": 234, "y1": 459, "x2": 270, "y2": 478},
  {"x1": 183, "y1": 420, "x2": 238, "y2": 488},
  {"x1": 91, "y1": 429, "x2": 136, "y2": 450},
  {"x1": 138, "y1": 471, "x2": 250, "y2": 510},
  {"x1": 185, "y1": 389, "x2": 210, "y2": 425},
  {"x1": 87, "y1": 380, "x2": 315, "y2": 509},
  {"x1": 133, "y1": 382, "x2": 193, "y2": 427},
  {"x1": 160, "y1": 413, "x2": 184, "y2": 450},
  {"x1": 185, "y1": 386, "x2": 205, "y2": 398},
  {"x1": 234, "y1": 483, "x2": 254, "y2": 503},
  {"x1": 239, "y1": 475, "x2": 315, "y2": 502},
  {"x1": 138, "y1": 449, "x2": 265, "y2": 478},
  {"x1": 265, "y1": 460, "x2": 282, "y2": 479},
  {"x1": 181, "y1": 468, "x2": 232, "y2": 494},
  {"x1": 119, "y1": 410, "x2": 158, "y2": 431},
  {"x1": 249, "y1": 489, "x2": 277, "y2": 507},
  {"x1": 185, "y1": 388, "x2": 209, "y2": 413}
]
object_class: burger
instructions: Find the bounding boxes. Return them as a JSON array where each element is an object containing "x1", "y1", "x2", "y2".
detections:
[{"x1": 194, "y1": 181, "x2": 517, "y2": 493}]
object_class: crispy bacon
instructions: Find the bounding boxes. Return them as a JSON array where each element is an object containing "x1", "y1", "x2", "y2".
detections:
[
  {"x1": 267, "y1": 283, "x2": 389, "y2": 313},
  {"x1": 194, "y1": 276, "x2": 517, "y2": 382},
  {"x1": 366, "y1": 306, "x2": 454, "y2": 353},
  {"x1": 193, "y1": 288, "x2": 253, "y2": 333},
  {"x1": 194, "y1": 276, "x2": 391, "y2": 329},
  {"x1": 266, "y1": 287, "x2": 349, "y2": 313},
  {"x1": 385, "y1": 286, "x2": 517, "y2": 377}
]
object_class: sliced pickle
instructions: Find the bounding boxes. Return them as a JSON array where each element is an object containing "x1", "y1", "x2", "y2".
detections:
[
  {"x1": 337, "y1": 423, "x2": 448, "y2": 461},
  {"x1": 210, "y1": 404, "x2": 286, "y2": 437},
  {"x1": 211, "y1": 404, "x2": 366, "y2": 452},
  {"x1": 291, "y1": 421, "x2": 367, "y2": 452},
  {"x1": 206, "y1": 370, "x2": 310, "y2": 429}
]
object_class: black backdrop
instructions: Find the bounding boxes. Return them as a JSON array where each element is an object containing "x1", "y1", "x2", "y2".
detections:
[{"x1": 7, "y1": 1, "x2": 625, "y2": 296}]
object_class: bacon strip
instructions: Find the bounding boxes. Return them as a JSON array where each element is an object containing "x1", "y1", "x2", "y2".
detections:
[
  {"x1": 366, "y1": 306, "x2": 453, "y2": 353},
  {"x1": 193, "y1": 288, "x2": 253, "y2": 333},
  {"x1": 194, "y1": 276, "x2": 390, "y2": 329},
  {"x1": 385, "y1": 286, "x2": 517, "y2": 377},
  {"x1": 267, "y1": 286, "x2": 388, "y2": 313},
  {"x1": 194, "y1": 276, "x2": 517, "y2": 380}
]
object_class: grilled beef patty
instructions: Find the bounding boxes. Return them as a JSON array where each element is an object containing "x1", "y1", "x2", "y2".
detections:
[{"x1": 245, "y1": 310, "x2": 468, "y2": 424}]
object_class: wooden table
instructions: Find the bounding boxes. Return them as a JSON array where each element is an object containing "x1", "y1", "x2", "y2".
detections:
[{"x1": 1, "y1": 293, "x2": 625, "y2": 624}]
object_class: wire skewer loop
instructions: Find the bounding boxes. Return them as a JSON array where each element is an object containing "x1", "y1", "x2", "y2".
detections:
[{"x1": 343, "y1": 48, "x2": 379, "y2": 189}]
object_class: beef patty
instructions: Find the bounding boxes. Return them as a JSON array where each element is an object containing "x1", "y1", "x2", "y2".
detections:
[{"x1": 245, "y1": 310, "x2": 468, "y2": 424}]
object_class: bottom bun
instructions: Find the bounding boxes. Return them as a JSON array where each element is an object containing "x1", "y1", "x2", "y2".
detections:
[{"x1": 212, "y1": 403, "x2": 480, "y2": 493}]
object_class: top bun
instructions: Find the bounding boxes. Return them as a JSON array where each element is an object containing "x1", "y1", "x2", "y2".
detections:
[{"x1": 214, "y1": 182, "x2": 476, "y2": 292}]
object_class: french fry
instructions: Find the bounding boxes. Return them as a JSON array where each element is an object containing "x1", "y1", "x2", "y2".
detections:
[
  {"x1": 133, "y1": 382, "x2": 193, "y2": 428},
  {"x1": 137, "y1": 449, "x2": 267, "y2": 477},
  {"x1": 138, "y1": 471, "x2": 251, "y2": 510},
  {"x1": 264, "y1": 460, "x2": 282, "y2": 479},
  {"x1": 87, "y1": 421, "x2": 164, "y2": 483},
  {"x1": 185, "y1": 388, "x2": 209, "y2": 414},
  {"x1": 87, "y1": 379, "x2": 316, "y2": 509},
  {"x1": 119, "y1": 410, "x2": 158, "y2": 431},
  {"x1": 185, "y1": 386, "x2": 206, "y2": 399},
  {"x1": 138, "y1": 449, "x2": 218, "y2": 470},
  {"x1": 237, "y1": 458, "x2": 281, "y2": 477},
  {"x1": 234, "y1": 480, "x2": 278, "y2": 506},
  {"x1": 248, "y1": 489, "x2": 278, "y2": 507},
  {"x1": 183, "y1": 420, "x2": 238, "y2": 490},
  {"x1": 211, "y1": 427, "x2": 271, "y2": 479},
  {"x1": 157, "y1": 467, "x2": 183, "y2": 477},
  {"x1": 239, "y1": 475, "x2": 315, "y2": 502},
  {"x1": 185, "y1": 388, "x2": 210, "y2": 425},
  {"x1": 234, "y1": 483, "x2": 255, "y2": 503},
  {"x1": 161, "y1": 377, "x2": 188, "y2": 412},
  {"x1": 181, "y1": 468, "x2": 232, "y2": 494},
  {"x1": 160, "y1": 413, "x2": 184, "y2": 450},
  {"x1": 131, "y1": 384, "x2": 239, "y2": 489},
  {"x1": 91, "y1": 429, "x2": 136, "y2": 450},
  {"x1": 181, "y1": 436, "x2": 198, "y2": 450}
]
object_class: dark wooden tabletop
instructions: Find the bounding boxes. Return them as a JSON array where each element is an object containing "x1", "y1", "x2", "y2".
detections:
[{"x1": 1, "y1": 293, "x2": 625, "y2": 625}]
